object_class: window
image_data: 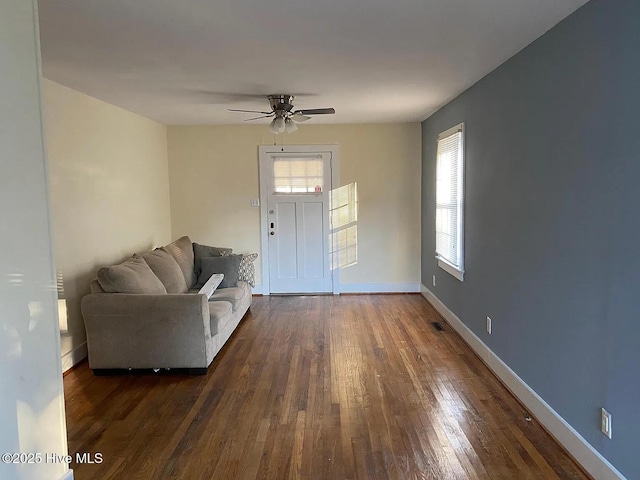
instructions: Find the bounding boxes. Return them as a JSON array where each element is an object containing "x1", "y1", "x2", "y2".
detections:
[
  {"x1": 273, "y1": 158, "x2": 324, "y2": 193},
  {"x1": 435, "y1": 123, "x2": 465, "y2": 281},
  {"x1": 329, "y1": 183, "x2": 358, "y2": 270}
]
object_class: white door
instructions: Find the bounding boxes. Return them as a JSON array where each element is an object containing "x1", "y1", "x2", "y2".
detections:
[{"x1": 262, "y1": 151, "x2": 333, "y2": 294}]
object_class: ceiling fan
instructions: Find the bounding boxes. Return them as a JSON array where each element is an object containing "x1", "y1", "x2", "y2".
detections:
[{"x1": 228, "y1": 94, "x2": 335, "y2": 134}]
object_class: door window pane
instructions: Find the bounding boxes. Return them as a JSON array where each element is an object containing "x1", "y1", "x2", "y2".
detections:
[{"x1": 273, "y1": 158, "x2": 324, "y2": 193}]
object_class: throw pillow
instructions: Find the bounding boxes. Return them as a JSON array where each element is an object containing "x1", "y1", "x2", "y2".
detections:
[
  {"x1": 196, "y1": 254, "x2": 242, "y2": 289},
  {"x1": 140, "y1": 248, "x2": 188, "y2": 293},
  {"x1": 97, "y1": 254, "x2": 167, "y2": 294},
  {"x1": 238, "y1": 253, "x2": 258, "y2": 287},
  {"x1": 162, "y1": 236, "x2": 197, "y2": 288},
  {"x1": 192, "y1": 242, "x2": 233, "y2": 277}
]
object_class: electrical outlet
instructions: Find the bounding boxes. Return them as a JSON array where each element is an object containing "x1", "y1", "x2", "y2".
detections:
[
  {"x1": 601, "y1": 408, "x2": 612, "y2": 439},
  {"x1": 250, "y1": 198, "x2": 260, "y2": 207},
  {"x1": 432, "y1": 275, "x2": 436, "y2": 287},
  {"x1": 486, "y1": 316, "x2": 492, "y2": 334}
]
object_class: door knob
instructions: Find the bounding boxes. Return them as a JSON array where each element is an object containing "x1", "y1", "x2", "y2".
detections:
[{"x1": 270, "y1": 231, "x2": 275, "y2": 236}]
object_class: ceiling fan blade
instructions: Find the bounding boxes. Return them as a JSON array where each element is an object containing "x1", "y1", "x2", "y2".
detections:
[
  {"x1": 295, "y1": 108, "x2": 336, "y2": 115},
  {"x1": 291, "y1": 113, "x2": 311, "y2": 123},
  {"x1": 244, "y1": 114, "x2": 275, "y2": 121},
  {"x1": 228, "y1": 108, "x2": 273, "y2": 115}
]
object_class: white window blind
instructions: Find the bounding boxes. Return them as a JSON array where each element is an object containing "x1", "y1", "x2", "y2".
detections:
[
  {"x1": 273, "y1": 158, "x2": 324, "y2": 193},
  {"x1": 435, "y1": 123, "x2": 464, "y2": 280}
]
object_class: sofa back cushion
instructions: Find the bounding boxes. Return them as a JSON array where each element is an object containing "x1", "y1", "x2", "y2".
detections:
[
  {"x1": 193, "y1": 242, "x2": 233, "y2": 277},
  {"x1": 97, "y1": 254, "x2": 167, "y2": 294},
  {"x1": 196, "y1": 254, "x2": 242, "y2": 289},
  {"x1": 140, "y1": 248, "x2": 188, "y2": 293},
  {"x1": 162, "y1": 236, "x2": 197, "y2": 288}
]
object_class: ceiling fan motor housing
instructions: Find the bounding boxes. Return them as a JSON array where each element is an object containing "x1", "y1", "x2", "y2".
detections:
[{"x1": 268, "y1": 94, "x2": 295, "y2": 113}]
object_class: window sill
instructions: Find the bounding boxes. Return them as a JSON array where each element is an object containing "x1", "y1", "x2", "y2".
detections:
[{"x1": 437, "y1": 258, "x2": 464, "y2": 282}]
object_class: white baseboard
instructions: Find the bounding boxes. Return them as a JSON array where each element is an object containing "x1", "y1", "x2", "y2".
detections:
[
  {"x1": 61, "y1": 342, "x2": 87, "y2": 373},
  {"x1": 420, "y1": 285, "x2": 626, "y2": 480},
  {"x1": 256, "y1": 283, "x2": 420, "y2": 295},
  {"x1": 338, "y1": 283, "x2": 421, "y2": 294},
  {"x1": 59, "y1": 469, "x2": 74, "y2": 480}
]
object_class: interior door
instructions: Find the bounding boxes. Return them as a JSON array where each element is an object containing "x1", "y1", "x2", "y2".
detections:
[{"x1": 265, "y1": 152, "x2": 332, "y2": 294}]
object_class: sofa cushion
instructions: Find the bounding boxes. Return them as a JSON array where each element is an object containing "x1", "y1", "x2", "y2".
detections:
[
  {"x1": 193, "y1": 243, "x2": 233, "y2": 277},
  {"x1": 140, "y1": 249, "x2": 188, "y2": 293},
  {"x1": 208, "y1": 300, "x2": 233, "y2": 335},
  {"x1": 97, "y1": 254, "x2": 167, "y2": 294},
  {"x1": 196, "y1": 254, "x2": 242, "y2": 289},
  {"x1": 209, "y1": 282, "x2": 248, "y2": 311},
  {"x1": 162, "y1": 236, "x2": 197, "y2": 288}
]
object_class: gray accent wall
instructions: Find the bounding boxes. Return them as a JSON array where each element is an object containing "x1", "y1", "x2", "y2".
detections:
[{"x1": 421, "y1": 0, "x2": 639, "y2": 477}]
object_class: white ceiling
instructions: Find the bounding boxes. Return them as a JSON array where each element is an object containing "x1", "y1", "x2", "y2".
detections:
[{"x1": 37, "y1": 0, "x2": 589, "y2": 126}]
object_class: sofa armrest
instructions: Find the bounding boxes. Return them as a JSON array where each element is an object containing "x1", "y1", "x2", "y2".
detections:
[{"x1": 81, "y1": 293, "x2": 213, "y2": 370}]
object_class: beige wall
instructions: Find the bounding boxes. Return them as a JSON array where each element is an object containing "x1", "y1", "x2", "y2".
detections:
[
  {"x1": 167, "y1": 123, "x2": 421, "y2": 289},
  {"x1": 43, "y1": 79, "x2": 172, "y2": 362}
]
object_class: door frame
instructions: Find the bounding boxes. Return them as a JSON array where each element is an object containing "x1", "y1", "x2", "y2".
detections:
[{"x1": 258, "y1": 145, "x2": 340, "y2": 295}]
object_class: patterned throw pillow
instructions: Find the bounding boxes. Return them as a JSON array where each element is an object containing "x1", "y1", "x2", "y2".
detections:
[{"x1": 238, "y1": 253, "x2": 258, "y2": 287}]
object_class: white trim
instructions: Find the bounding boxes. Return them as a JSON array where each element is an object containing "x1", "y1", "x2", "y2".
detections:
[
  {"x1": 438, "y1": 123, "x2": 464, "y2": 141},
  {"x1": 420, "y1": 285, "x2": 627, "y2": 480},
  {"x1": 255, "y1": 283, "x2": 420, "y2": 295},
  {"x1": 437, "y1": 258, "x2": 464, "y2": 281},
  {"x1": 339, "y1": 283, "x2": 420, "y2": 294},
  {"x1": 58, "y1": 469, "x2": 74, "y2": 480},
  {"x1": 61, "y1": 342, "x2": 87, "y2": 373},
  {"x1": 258, "y1": 145, "x2": 340, "y2": 295}
]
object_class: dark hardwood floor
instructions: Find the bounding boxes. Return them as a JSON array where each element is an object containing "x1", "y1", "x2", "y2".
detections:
[{"x1": 64, "y1": 295, "x2": 589, "y2": 479}]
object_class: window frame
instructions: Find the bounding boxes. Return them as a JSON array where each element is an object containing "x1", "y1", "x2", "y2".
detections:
[{"x1": 435, "y1": 123, "x2": 465, "y2": 282}]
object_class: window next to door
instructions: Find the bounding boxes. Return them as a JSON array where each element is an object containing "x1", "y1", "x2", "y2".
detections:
[
  {"x1": 435, "y1": 123, "x2": 465, "y2": 281},
  {"x1": 330, "y1": 182, "x2": 358, "y2": 270}
]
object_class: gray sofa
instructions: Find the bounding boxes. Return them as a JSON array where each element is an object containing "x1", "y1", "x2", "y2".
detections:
[{"x1": 81, "y1": 236, "x2": 252, "y2": 375}]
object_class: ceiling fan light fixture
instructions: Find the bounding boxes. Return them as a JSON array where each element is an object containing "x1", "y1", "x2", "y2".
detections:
[
  {"x1": 269, "y1": 115, "x2": 286, "y2": 134},
  {"x1": 285, "y1": 117, "x2": 298, "y2": 133}
]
